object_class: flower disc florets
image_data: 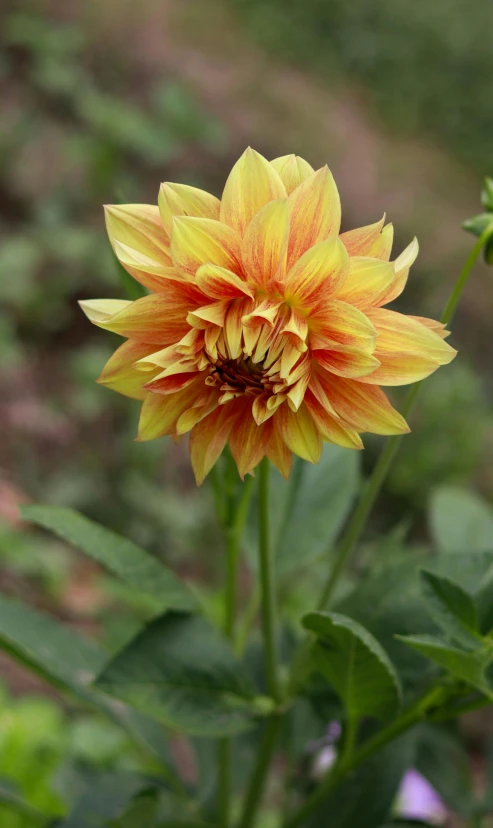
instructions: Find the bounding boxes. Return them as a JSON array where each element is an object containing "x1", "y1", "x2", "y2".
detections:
[{"x1": 81, "y1": 148, "x2": 456, "y2": 483}]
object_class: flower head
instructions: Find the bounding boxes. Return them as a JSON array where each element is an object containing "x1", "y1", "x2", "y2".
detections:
[{"x1": 81, "y1": 148, "x2": 456, "y2": 483}]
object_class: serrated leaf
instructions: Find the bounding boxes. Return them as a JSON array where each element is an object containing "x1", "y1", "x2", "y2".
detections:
[
  {"x1": 481, "y1": 177, "x2": 493, "y2": 212},
  {"x1": 96, "y1": 612, "x2": 257, "y2": 737},
  {"x1": 429, "y1": 486, "x2": 493, "y2": 553},
  {"x1": 0, "y1": 595, "x2": 176, "y2": 772},
  {"x1": 396, "y1": 634, "x2": 493, "y2": 697},
  {"x1": 420, "y1": 569, "x2": 481, "y2": 649},
  {"x1": 21, "y1": 505, "x2": 196, "y2": 612},
  {"x1": 59, "y1": 773, "x2": 155, "y2": 828},
  {"x1": 303, "y1": 611, "x2": 402, "y2": 721}
]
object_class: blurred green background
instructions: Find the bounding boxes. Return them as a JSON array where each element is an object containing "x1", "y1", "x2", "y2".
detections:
[{"x1": 1, "y1": 0, "x2": 493, "y2": 824}]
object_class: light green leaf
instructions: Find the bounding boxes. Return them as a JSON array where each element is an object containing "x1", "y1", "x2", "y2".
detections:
[
  {"x1": 0, "y1": 776, "x2": 51, "y2": 822},
  {"x1": 21, "y1": 505, "x2": 196, "y2": 612},
  {"x1": 59, "y1": 773, "x2": 155, "y2": 828},
  {"x1": 396, "y1": 634, "x2": 493, "y2": 697},
  {"x1": 0, "y1": 595, "x2": 175, "y2": 772},
  {"x1": 481, "y1": 177, "x2": 493, "y2": 211},
  {"x1": 420, "y1": 569, "x2": 481, "y2": 649},
  {"x1": 96, "y1": 612, "x2": 257, "y2": 737},
  {"x1": 429, "y1": 486, "x2": 493, "y2": 553},
  {"x1": 462, "y1": 212, "x2": 493, "y2": 238},
  {"x1": 303, "y1": 611, "x2": 402, "y2": 721}
]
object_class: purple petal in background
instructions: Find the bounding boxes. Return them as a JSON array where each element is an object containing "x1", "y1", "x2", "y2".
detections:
[{"x1": 396, "y1": 769, "x2": 448, "y2": 825}]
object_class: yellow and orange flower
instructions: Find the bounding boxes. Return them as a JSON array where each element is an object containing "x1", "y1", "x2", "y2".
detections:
[{"x1": 80, "y1": 148, "x2": 456, "y2": 483}]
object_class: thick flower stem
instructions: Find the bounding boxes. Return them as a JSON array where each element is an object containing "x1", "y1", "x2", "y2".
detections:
[{"x1": 317, "y1": 225, "x2": 493, "y2": 612}]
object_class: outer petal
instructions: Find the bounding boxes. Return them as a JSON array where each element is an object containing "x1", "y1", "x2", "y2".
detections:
[
  {"x1": 313, "y1": 346, "x2": 380, "y2": 378},
  {"x1": 284, "y1": 236, "x2": 349, "y2": 308},
  {"x1": 220, "y1": 148, "x2": 287, "y2": 237},
  {"x1": 171, "y1": 216, "x2": 242, "y2": 278},
  {"x1": 367, "y1": 308, "x2": 456, "y2": 365},
  {"x1": 266, "y1": 426, "x2": 292, "y2": 478},
  {"x1": 158, "y1": 183, "x2": 220, "y2": 236},
  {"x1": 339, "y1": 216, "x2": 385, "y2": 257},
  {"x1": 377, "y1": 237, "x2": 419, "y2": 306},
  {"x1": 97, "y1": 340, "x2": 160, "y2": 400},
  {"x1": 137, "y1": 377, "x2": 205, "y2": 441},
  {"x1": 313, "y1": 370, "x2": 409, "y2": 435},
  {"x1": 114, "y1": 241, "x2": 184, "y2": 292},
  {"x1": 309, "y1": 299, "x2": 377, "y2": 351},
  {"x1": 336, "y1": 257, "x2": 395, "y2": 308},
  {"x1": 241, "y1": 199, "x2": 289, "y2": 290},
  {"x1": 105, "y1": 204, "x2": 173, "y2": 291},
  {"x1": 304, "y1": 389, "x2": 363, "y2": 449},
  {"x1": 189, "y1": 403, "x2": 234, "y2": 485},
  {"x1": 287, "y1": 166, "x2": 341, "y2": 271},
  {"x1": 79, "y1": 299, "x2": 132, "y2": 325},
  {"x1": 357, "y1": 352, "x2": 440, "y2": 386},
  {"x1": 229, "y1": 401, "x2": 273, "y2": 478},
  {"x1": 367, "y1": 222, "x2": 394, "y2": 261},
  {"x1": 270, "y1": 154, "x2": 315, "y2": 195},
  {"x1": 276, "y1": 402, "x2": 322, "y2": 463},
  {"x1": 196, "y1": 263, "x2": 254, "y2": 300}
]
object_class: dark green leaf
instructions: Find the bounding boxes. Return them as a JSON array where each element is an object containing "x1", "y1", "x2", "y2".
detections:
[
  {"x1": 415, "y1": 724, "x2": 474, "y2": 816},
  {"x1": 481, "y1": 177, "x2": 493, "y2": 212},
  {"x1": 96, "y1": 612, "x2": 257, "y2": 737},
  {"x1": 484, "y1": 235, "x2": 493, "y2": 266},
  {"x1": 420, "y1": 569, "x2": 481, "y2": 648},
  {"x1": 21, "y1": 505, "x2": 196, "y2": 612},
  {"x1": 462, "y1": 213, "x2": 493, "y2": 238},
  {"x1": 303, "y1": 611, "x2": 402, "y2": 721},
  {"x1": 59, "y1": 773, "x2": 155, "y2": 828},
  {"x1": 396, "y1": 634, "x2": 493, "y2": 697},
  {"x1": 429, "y1": 486, "x2": 493, "y2": 553}
]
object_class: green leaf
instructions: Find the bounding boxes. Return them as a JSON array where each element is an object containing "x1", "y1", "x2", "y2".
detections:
[
  {"x1": 0, "y1": 776, "x2": 51, "y2": 822},
  {"x1": 429, "y1": 486, "x2": 493, "y2": 553},
  {"x1": 21, "y1": 505, "x2": 196, "y2": 612},
  {"x1": 420, "y1": 569, "x2": 481, "y2": 648},
  {"x1": 303, "y1": 611, "x2": 402, "y2": 721},
  {"x1": 481, "y1": 177, "x2": 493, "y2": 211},
  {"x1": 396, "y1": 634, "x2": 493, "y2": 697},
  {"x1": 462, "y1": 212, "x2": 493, "y2": 238},
  {"x1": 484, "y1": 235, "x2": 493, "y2": 266},
  {"x1": 0, "y1": 595, "x2": 175, "y2": 773},
  {"x1": 307, "y1": 735, "x2": 414, "y2": 828},
  {"x1": 59, "y1": 773, "x2": 155, "y2": 828},
  {"x1": 95, "y1": 612, "x2": 257, "y2": 737},
  {"x1": 415, "y1": 724, "x2": 475, "y2": 816}
]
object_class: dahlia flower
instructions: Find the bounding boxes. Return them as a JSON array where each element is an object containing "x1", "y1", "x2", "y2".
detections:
[{"x1": 80, "y1": 148, "x2": 455, "y2": 483}]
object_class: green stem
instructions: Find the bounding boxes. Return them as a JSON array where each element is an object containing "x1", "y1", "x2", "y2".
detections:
[
  {"x1": 283, "y1": 685, "x2": 445, "y2": 828},
  {"x1": 237, "y1": 715, "x2": 282, "y2": 828},
  {"x1": 217, "y1": 739, "x2": 232, "y2": 828},
  {"x1": 316, "y1": 225, "x2": 493, "y2": 612},
  {"x1": 258, "y1": 458, "x2": 282, "y2": 703}
]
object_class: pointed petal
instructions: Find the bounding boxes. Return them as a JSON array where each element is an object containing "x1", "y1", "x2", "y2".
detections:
[
  {"x1": 368, "y1": 222, "x2": 394, "y2": 261},
  {"x1": 220, "y1": 147, "x2": 287, "y2": 237},
  {"x1": 309, "y1": 299, "x2": 377, "y2": 351},
  {"x1": 137, "y1": 377, "x2": 205, "y2": 441},
  {"x1": 377, "y1": 237, "x2": 419, "y2": 306},
  {"x1": 241, "y1": 199, "x2": 289, "y2": 289},
  {"x1": 314, "y1": 346, "x2": 380, "y2": 378},
  {"x1": 97, "y1": 340, "x2": 160, "y2": 400},
  {"x1": 188, "y1": 300, "x2": 229, "y2": 328},
  {"x1": 189, "y1": 403, "x2": 235, "y2": 485},
  {"x1": 357, "y1": 352, "x2": 440, "y2": 386},
  {"x1": 367, "y1": 308, "x2": 456, "y2": 365},
  {"x1": 224, "y1": 298, "x2": 251, "y2": 359},
  {"x1": 304, "y1": 389, "x2": 363, "y2": 449},
  {"x1": 315, "y1": 371, "x2": 409, "y2": 435},
  {"x1": 287, "y1": 166, "x2": 341, "y2": 270},
  {"x1": 84, "y1": 291, "x2": 199, "y2": 345},
  {"x1": 105, "y1": 204, "x2": 172, "y2": 291},
  {"x1": 171, "y1": 216, "x2": 242, "y2": 277},
  {"x1": 114, "y1": 240, "x2": 184, "y2": 293},
  {"x1": 339, "y1": 216, "x2": 385, "y2": 257},
  {"x1": 79, "y1": 299, "x2": 132, "y2": 326},
  {"x1": 408, "y1": 316, "x2": 450, "y2": 339},
  {"x1": 336, "y1": 257, "x2": 395, "y2": 308},
  {"x1": 270, "y1": 155, "x2": 315, "y2": 195},
  {"x1": 229, "y1": 401, "x2": 273, "y2": 478},
  {"x1": 144, "y1": 368, "x2": 201, "y2": 395},
  {"x1": 195, "y1": 263, "x2": 254, "y2": 300},
  {"x1": 284, "y1": 236, "x2": 349, "y2": 307},
  {"x1": 158, "y1": 182, "x2": 220, "y2": 236},
  {"x1": 276, "y1": 402, "x2": 322, "y2": 463},
  {"x1": 266, "y1": 422, "x2": 292, "y2": 478}
]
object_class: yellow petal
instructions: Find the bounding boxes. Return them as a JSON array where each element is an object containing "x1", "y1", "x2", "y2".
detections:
[
  {"x1": 105, "y1": 204, "x2": 172, "y2": 291},
  {"x1": 114, "y1": 240, "x2": 184, "y2": 292},
  {"x1": 158, "y1": 182, "x2": 220, "y2": 236},
  {"x1": 314, "y1": 371, "x2": 409, "y2": 435},
  {"x1": 220, "y1": 147, "x2": 287, "y2": 237},
  {"x1": 137, "y1": 377, "x2": 205, "y2": 441},
  {"x1": 270, "y1": 154, "x2": 315, "y2": 195},
  {"x1": 314, "y1": 346, "x2": 380, "y2": 378},
  {"x1": 304, "y1": 390, "x2": 363, "y2": 449},
  {"x1": 339, "y1": 216, "x2": 385, "y2": 257},
  {"x1": 336, "y1": 257, "x2": 395, "y2": 308},
  {"x1": 83, "y1": 293, "x2": 194, "y2": 345},
  {"x1": 377, "y1": 237, "x2": 419, "y2": 306},
  {"x1": 357, "y1": 352, "x2": 440, "y2": 386},
  {"x1": 79, "y1": 299, "x2": 131, "y2": 326},
  {"x1": 309, "y1": 299, "x2": 377, "y2": 351},
  {"x1": 276, "y1": 402, "x2": 322, "y2": 463},
  {"x1": 189, "y1": 403, "x2": 234, "y2": 484},
  {"x1": 284, "y1": 236, "x2": 349, "y2": 308},
  {"x1": 241, "y1": 199, "x2": 289, "y2": 289},
  {"x1": 97, "y1": 340, "x2": 160, "y2": 400},
  {"x1": 287, "y1": 166, "x2": 341, "y2": 270},
  {"x1": 229, "y1": 401, "x2": 273, "y2": 478},
  {"x1": 196, "y1": 263, "x2": 254, "y2": 300},
  {"x1": 266, "y1": 426, "x2": 292, "y2": 478},
  {"x1": 171, "y1": 216, "x2": 242, "y2": 277},
  {"x1": 367, "y1": 222, "x2": 394, "y2": 261},
  {"x1": 367, "y1": 308, "x2": 456, "y2": 365}
]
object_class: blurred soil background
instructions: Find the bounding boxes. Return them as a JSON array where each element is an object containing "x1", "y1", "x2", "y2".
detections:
[{"x1": 1, "y1": 0, "x2": 493, "y2": 823}]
